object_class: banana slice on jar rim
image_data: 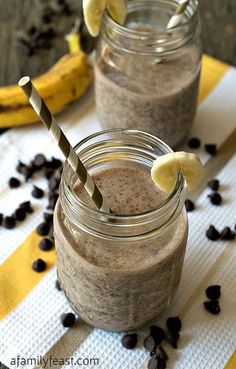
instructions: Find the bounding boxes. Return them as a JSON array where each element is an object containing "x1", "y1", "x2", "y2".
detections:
[
  {"x1": 151, "y1": 152, "x2": 205, "y2": 194},
  {"x1": 82, "y1": 0, "x2": 127, "y2": 37}
]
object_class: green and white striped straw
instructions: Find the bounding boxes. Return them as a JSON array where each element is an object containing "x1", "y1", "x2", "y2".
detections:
[
  {"x1": 167, "y1": 0, "x2": 190, "y2": 29},
  {"x1": 18, "y1": 76, "x2": 110, "y2": 213}
]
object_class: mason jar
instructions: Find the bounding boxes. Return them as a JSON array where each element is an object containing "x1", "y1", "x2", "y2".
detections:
[
  {"x1": 95, "y1": 0, "x2": 202, "y2": 148},
  {"x1": 54, "y1": 129, "x2": 188, "y2": 332}
]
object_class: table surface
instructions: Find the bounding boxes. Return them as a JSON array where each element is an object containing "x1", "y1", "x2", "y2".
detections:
[{"x1": 1, "y1": 1, "x2": 236, "y2": 368}]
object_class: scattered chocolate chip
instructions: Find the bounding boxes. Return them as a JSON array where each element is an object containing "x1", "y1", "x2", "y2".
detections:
[
  {"x1": 165, "y1": 331, "x2": 179, "y2": 349},
  {"x1": 149, "y1": 325, "x2": 165, "y2": 344},
  {"x1": 185, "y1": 199, "x2": 195, "y2": 212},
  {"x1": 166, "y1": 316, "x2": 182, "y2": 333},
  {"x1": 204, "y1": 300, "x2": 220, "y2": 315},
  {"x1": 220, "y1": 227, "x2": 235, "y2": 240},
  {"x1": 19, "y1": 201, "x2": 33, "y2": 213},
  {"x1": 32, "y1": 258, "x2": 47, "y2": 272},
  {"x1": 0, "y1": 213, "x2": 3, "y2": 226},
  {"x1": 188, "y1": 137, "x2": 201, "y2": 149},
  {"x1": 206, "y1": 225, "x2": 220, "y2": 241},
  {"x1": 16, "y1": 161, "x2": 27, "y2": 174},
  {"x1": 14, "y1": 208, "x2": 26, "y2": 221},
  {"x1": 33, "y1": 153, "x2": 46, "y2": 168},
  {"x1": 43, "y1": 212, "x2": 53, "y2": 224},
  {"x1": 49, "y1": 177, "x2": 60, "y2": 191},
  {"x1": 39, "y1": 238, "x2": 54, "y2": 251},
  {"x1": 205, "y1": 144, "x2": 217, "y2": 156},
  {"x1": 22, "y1": 165, "x2": 34, "y2": 181},
  {"x1": 148, "y1": 357, "x2": 158, "y2": 369},
  {"x1": 47, "y1": 193, "x2": 59, "y2": 210},
  {"x1": 8, "y1": 177, "x2": 21, "y2": 188},
  {"x1": 207, "y1": 179, "x2": 219, "y2": 191},
  {"x1": 205, "y1": 285, "x2": 221, "y2": 300},
  {"x1": 44, "y1": 168, "x2": 54, "y2": 179},
  {"x1": 61, "y1": 312, "x2": 76, "y2": 327},
  {"x1": 42, "y1": 14, "x2": 52, "y2": 23},
  {"x1": 3, "y1": 216, "x2": 16, "y2": 229},
  {"x1": 208, "y1": 192, "x2": 222, "y2": 205},
  {"x1": 155, "y1": 345, "x2": 168, "y2": 361},
  {"x1": 28, "y1": 26, "x2": 37, "y2": 36},
  {"x1": 32, "y1": 185, "x2": 44, "y2": 199},
  {"x1": 144, "y1": 335, "x2": 156, "y2": 352},
  {"x1": 47, "y1": 157, "x2": 62, "y2": 170},
  {"x1": 48, "y1": 224, "x2": 54, "y2": 239},
  {"x1": 36, "y1": 222, "x2": 50, "y2": 236},
  {"x1": 55, "y1": 279, "x2": 61, "y2": 291},
  {"x1": 121, "y1": 333, "x2": 138, "y2": 349},
  {"x1": 157, "y1": 358, "x2": 167, "y2": 369}
]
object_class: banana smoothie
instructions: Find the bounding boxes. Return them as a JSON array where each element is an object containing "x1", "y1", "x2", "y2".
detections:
[{"x1": 55, "y1": 166, "x2": 188, "y2": 332}]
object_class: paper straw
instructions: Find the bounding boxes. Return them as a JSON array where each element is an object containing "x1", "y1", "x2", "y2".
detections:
[
  {"x1": 167, "y1": 0, "x2": 190, "y2": 29},
  {"x1": 18, "y1": 76, "x2": 110, "y2": 213}
]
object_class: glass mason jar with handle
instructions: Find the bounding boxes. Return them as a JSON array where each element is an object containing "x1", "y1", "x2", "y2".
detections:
[
  {"x1": 95, "y1": 0, "x2": 202, "y2": 148},
  {"x1": 54, "y1": 129, "x2": 188, "y2": 332}
]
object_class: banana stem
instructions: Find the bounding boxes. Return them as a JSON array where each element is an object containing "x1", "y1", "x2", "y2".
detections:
[{"x1": 65, "y1": 33, "x2": 81, "y2": 53}]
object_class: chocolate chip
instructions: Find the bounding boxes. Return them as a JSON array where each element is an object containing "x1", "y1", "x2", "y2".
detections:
[
  {"x1": 19, "y1": 201, "x2": 33, "y2": 213},
  {"x1": 47, "y1": 193, "x2": 59, "y2": 210},
  {"x1": 166, "y1": 316, "x2": 182, "y2": 333},
  {"x1": 42, "y1": 14, "x2": 52, "y2": 23},
  {"x1": 207, "y1": 179, "x2": 219, "y2": 191},
  {"x1": 14, "y1": 208, "x2": 26, "y2": 221},
  {"x1": 32, "y1": 185, "x2": 44, "y2": 199},
  {"x1": 55, "y1": 279, "x2": 61, "y2": 291},
  {"x1": 205, "y1": 144, "x2": 217, "y2": 156},
  {"x1": 33, "y1": 153, "x2": 46, "y2": 168},
  {"x1": 3, "y1": 216, "x2": 16, "y2": 229},
  {"x1": 121, "y1": 333, "x2": 138, "y2": 349},
  {"x1": 148, "y1": 357, "x2": 158, "y2": 369},
  {"x1": 32, "y1": 258, "x2": 47, "y2": 272},
  {"x1": 39, "y1": 238, "x2": 54, "y2": 251},
  {"x1": 220, "y1": 227, "x2": 235, "y2": 240},
  {"x1": 206, "y1": 225, "x2": 220, "y2": 241},
  {"x1": 61, "y1": 312, "x2": 76, "y2": 327},
  {"x1": 205, "y1": 285, "x2": 221, "y2": 300},
  {"x1": 188, "y1": 137, "x2": 201, "y2": 149},
  {"x1": 28, "y1": 26, "x2": 37, "y2": 36},
  {"x1": 43, "y1": 212, "x2": 53, "y2": 224},
  {"x1": 22, "y1": 165, "x2": 34, "y2": 181},
  {"x1": 8, "y1": 177, "x2": 21, "y2": 188},
  {"x1": 208, "y1": 192, "x2": 222, "y2": 205},
  {"x1": 144, "y1": 335, "x2": 156, "y2": 352},
  {"x1": 185, "y1": 199, "x2": 195, "y2": 212},
  {"x1": 204, "y1": 300, "x2": 220, "y2": 315},
  {"x1": 149, "y1": 325, "x2": 165, "y2": 344},
  {"x1": 155, "y1": 345, "x2": 168, "y2": 361},
  {"x1": 165, "y1": 331, "x2": 179, "y2": 349},
  {"x1": 36, "y1": 222, "x2": 50, "y2": 236},
  {"x1": 47, "y1": 157, "x2": 62, "y2": 170},
  {"x1": 0, "y1": 213, "x2": 3, "y2": 226},
  {"x1": 49, "y1": 177, "x2": 60, "y2": 191},
  {"x1": 44, "y1": 168, "x2": 54, "y2": 179}
]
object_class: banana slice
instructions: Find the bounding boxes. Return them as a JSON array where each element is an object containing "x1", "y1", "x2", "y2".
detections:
[
  {"x1": 83, "y1": 0, "x2": 108, "y2": 37},
  {"x1": 107, "y1": 0, "x2": 127, "y2": 25},
  {"x1": 151, "y1": 152, "x2": 205, "y2": 193}
]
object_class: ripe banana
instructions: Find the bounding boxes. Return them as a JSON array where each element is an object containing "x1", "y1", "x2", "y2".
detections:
[{"x1": 0, "y1": 51, "x2": 93, "y2": 128}]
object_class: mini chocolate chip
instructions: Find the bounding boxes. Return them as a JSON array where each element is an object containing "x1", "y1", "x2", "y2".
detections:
[
  {"x1": 55, "y1": 279, "x2": 61, "y2": 291},
  {"x1": 205, "y1": 144, "x2": 217, "y2": 156},
  {"x1": 47, "y1": 157, "x2": 62, "y2": 169},
  {"x1": 208, "y1": 192, "x2": 222, "y2": 205},
  {"x1": 157, "y1": 358, "x2": 167, "y2": 369},
  {"x1": 49, "y1": 177, "x2": 60, "y2": 191},
  {"x1": 0, "y1": 213, "x2": 3, "y2": 225},
  {"x1": 61, "y1": 312, "x2": 76, "y2": 327},
  {"x1": 207, "y1": 179, "x2": 219, "y2": 191},
  {"x1": 185, "y1": 199, "x2": 195, "y2": 212},
  {"x1": 121, "y1": 333, "x2": 138, "y2": 349},
  {"x1": 16, "y1": 161, "x2": 26, "y2": 174},
  {"x1": 8, "y1": 177, "x2": 21, "y2": 188},
  {"x1": 42, "y1": 14, "x2": 52, "y2": 23},
  {"x1": 36, "y1": 222, "x2": 50, "y2": 236},
  {"x1": 44, "y1": 168, "x2": 54, "y2": 179},
  {"x1": 165, "y1": 331, "x2": 179, "y2": 349},
  {"x1": 149, "y1": 325, "x2": 165, "y2": 344},
  {"x1": 3, "y1": 216, "x2": 16, "y2": 229},
  {"x1": 148, "y1": 357, "x2": 158, "y2": 369},
  {"x1": 32, "y1": 258, "x2": 47, "y2": 272},
  {"x1": 32, "y1": 185, "x2": 44, "y2": 199},
  {"x1": 22, "y1": 165, "x2": 34, "y2": 181},
  {"x1": 39, "y1": 238, "x2": 54, "y2": 251},
  {"x1": 204, "y1": 300, "x2": 220, "y2": 315},
  {"x1": 220, "y1": 227, "x2": 235, "y2": 240},
  {"x1": 34, "y1": 153, "x2": 46, "y2": 168},
  {"x1": 206, "y1": 225, "x2": 220, "y2": 241},
  {"x1": 14, "y1": 208, "x2": 26, "y2": 221},
  {"x1": 188, "y1": 137, "x2": 201, "y2": 149},
  {"x1": 47, "y1": 193, "x2": 59, "y2": 210},
  {"x1": 19, "y1": 201, "x2": 33, "y2": 213},
  {"x1": 144, "y1": 335, "x2": 156, "y2": 352},
  {"x1": 205, "y1": 285, "x2": 221, "y2": 300},
  {"x1": 155, "y1": 345, "x2": 168, "y2": 361},
  {"x1": 166, "y1": 316, "x2": 182, "y2": 333},
  {"x1": 43, "y1": 212, "x2": 53, "y2": 224}
]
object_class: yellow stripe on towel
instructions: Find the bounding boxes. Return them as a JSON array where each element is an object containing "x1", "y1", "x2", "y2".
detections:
[
  {"x1": 0, "y1": 55, "x2": 230, "y2": 320},
  {"x1": 225, "y1": 351, "x2": 236, "y2": 369},
  {"x1": 0, "y1": 232, "x2": 55, "y2": 319}
]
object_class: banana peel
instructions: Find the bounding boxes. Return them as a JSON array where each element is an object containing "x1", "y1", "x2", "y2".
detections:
[{"x1": 0, "y1": 50, "x2": 93, "y2": 128}]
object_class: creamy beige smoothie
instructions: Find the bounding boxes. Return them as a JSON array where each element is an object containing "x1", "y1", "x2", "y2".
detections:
[{"x1": 54, "y1": 167, "x2": 188, "y2": 332}]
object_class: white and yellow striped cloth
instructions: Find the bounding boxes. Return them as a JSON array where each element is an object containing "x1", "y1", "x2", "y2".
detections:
[{"x1": 0, "y1": 55, "x2": 236, "y2": 369}]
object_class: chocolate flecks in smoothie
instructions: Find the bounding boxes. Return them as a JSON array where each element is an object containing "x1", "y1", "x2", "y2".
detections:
[{"x1": 74, "y1": 167, "x2": 168, "y2": 215}]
